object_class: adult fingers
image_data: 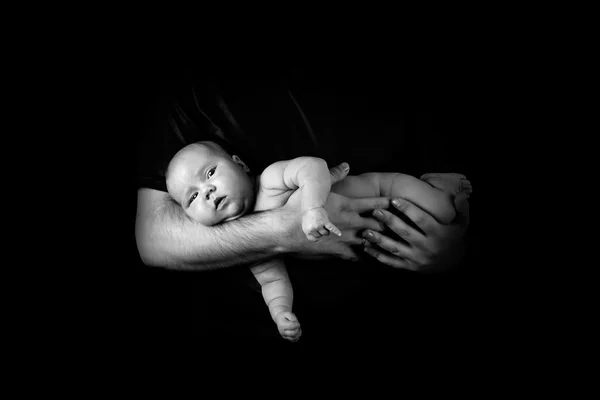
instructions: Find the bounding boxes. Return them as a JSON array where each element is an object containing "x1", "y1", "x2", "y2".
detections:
[
  {"x1": 347, "y1": 234, "x2": 371, "y2": 247},
  {"x1": 351, "y1": 213, "x2": 386, "y2": 232},
  {"x1": 362, "y1": 245, "x2": 418, "y2": 271},
  {"x1": 348, "y1": 196, "x2": 391, "y2": 214},
  {"x1": 361, "y1": 229, "x2": 421, "y2": 263},
  {"x1": 389, "y1": 198, "x2": 438, "y2": 237},
  {"x1": 329, "y1": 162, "x2": 350, "y2": 185},
  {"x1": 371, "y1": 206, "x2": 430, "y2": 252}
]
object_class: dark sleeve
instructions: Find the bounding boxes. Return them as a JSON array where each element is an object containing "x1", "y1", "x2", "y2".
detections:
[{"x1": 135, "y1": 80, "x2": 247, "y2": 192}]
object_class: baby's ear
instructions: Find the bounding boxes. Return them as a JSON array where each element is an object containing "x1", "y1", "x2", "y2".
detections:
[{"x1": 232, "y1": 155, "x2": 251, "y2": 173}]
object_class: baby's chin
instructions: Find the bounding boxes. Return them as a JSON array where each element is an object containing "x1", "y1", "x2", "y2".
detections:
[{"x1": 222, "y1": 198, "x2": 249, "y2": 223}]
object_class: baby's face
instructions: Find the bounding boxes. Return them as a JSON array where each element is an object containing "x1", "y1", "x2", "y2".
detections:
[{"x1": 167, "y1": 143, "x2": 255, "y2": 225}]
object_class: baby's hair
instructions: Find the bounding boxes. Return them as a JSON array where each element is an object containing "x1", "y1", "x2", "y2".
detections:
[
  {"x1": 200, "y1": 140, "x2": 231, "y2": 157},
  {"x1": 165, "y1": 139, "x2": 240, "y2": 199}
]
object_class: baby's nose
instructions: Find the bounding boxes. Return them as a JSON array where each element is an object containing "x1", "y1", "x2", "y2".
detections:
[{"x1": 204, "y1": 185, "x2": 216, "y2": 200}]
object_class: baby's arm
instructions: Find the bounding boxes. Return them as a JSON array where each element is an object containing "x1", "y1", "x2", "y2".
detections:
[
  {"x1": 261, "y1": 157, "x2": 341, "y2": 241},
  {"x1": 250, "y1": 258, "x2": 302, "y2": 342}
]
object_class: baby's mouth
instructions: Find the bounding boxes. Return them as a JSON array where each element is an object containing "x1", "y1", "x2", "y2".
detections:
[{"x1": 214, "y1": 196, "x2": 226, "y2": 210}]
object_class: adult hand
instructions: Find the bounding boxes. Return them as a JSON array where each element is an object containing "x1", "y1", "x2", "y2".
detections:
[
  {"x1": 362, "y1": 192, "x2": 470, "y2": 272},
  {"x1": 281, "y1": 162, "x2": 389, "y2": 261}
]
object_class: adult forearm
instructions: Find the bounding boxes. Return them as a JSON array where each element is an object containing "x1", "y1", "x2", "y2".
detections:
[{"x1": 135, "y1": 188, "x2": 290, "y2": 271}]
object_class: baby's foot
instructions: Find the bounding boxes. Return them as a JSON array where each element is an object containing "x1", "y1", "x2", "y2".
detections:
[
  {"x1": 274, "y1": 311, "x2": 302, "y2": 342},
  {"x1": 302, "y1": 206, "x2": 342, "y2": 242},
  {"x1": 420, "y1": 173, "x2": 473, "y2": 197}
]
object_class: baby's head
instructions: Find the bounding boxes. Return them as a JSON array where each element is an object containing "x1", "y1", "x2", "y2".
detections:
[{"x1": 166, "y1": 141, "x2": 255, "y2": 225}]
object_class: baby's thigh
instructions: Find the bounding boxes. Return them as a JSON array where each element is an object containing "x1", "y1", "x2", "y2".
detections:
[{"x1": 386, "y1": 174, "x2": 456, "y2": 224}]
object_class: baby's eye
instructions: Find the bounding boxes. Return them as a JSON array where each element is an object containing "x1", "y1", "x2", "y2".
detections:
[
  {"x1": 207, "y1": 167, "x2": 216, "y2": 179},
  {"x1": 189, "y1": 192, "x2": 198, "y2": 205}
]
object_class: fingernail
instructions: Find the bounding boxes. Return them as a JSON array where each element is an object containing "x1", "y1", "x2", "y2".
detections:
[
  {"x1": 392, "y1": 199, "x2": 400, "y2": 207},
  {"x1": 342, "y1": 163, "x2": 349, "y2": 171},
  {"x1": 364, "y1": 230, "x2": 373, "y2": 238},
  {"x1": 364, "y1": 247, "x2": 375, "y2": 256},
  {"x1": 374, "y1": 210, "x2": 383, "y2": 218}
]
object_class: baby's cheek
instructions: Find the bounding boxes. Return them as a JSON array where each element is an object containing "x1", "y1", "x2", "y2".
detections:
[
  {"x1": 229, "y1": 201, "x2": 243, "y2": 216},
  {"x1": 222, "y1": 200, "x2": 245, "y2": 223}
]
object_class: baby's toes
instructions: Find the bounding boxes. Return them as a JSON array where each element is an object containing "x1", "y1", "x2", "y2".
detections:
[{"x1": 460, "y1": 179, "x2": 473, "y2": 193}]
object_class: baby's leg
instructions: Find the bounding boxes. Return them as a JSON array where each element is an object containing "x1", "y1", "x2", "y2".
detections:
[
  {"x1": 377, "y1": 173, "x2": 458, "y2": 224},
  {"x1": 420, "y1": 173, "x2": 472, "y2": 213},
  {"x1": 420, "y1": 173, "x2": 472, "y2": 197}
]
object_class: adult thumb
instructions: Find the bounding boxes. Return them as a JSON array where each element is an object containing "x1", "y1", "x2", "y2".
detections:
[{"x1": 329, "y1": 162, "x2": 350, "y2": 185}]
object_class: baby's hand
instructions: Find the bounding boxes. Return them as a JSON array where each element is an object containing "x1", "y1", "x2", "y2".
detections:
[
  {"x1": 302, "y1": 206, "x2": 342, "y2": 242},
  {"x1": 274, "y1": 311, "x2": 302, "y2": 342}
]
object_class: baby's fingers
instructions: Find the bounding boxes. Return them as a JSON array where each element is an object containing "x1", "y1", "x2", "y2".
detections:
[
  {"x1": 280, "y1": 320, "x2": 300, "y2": 330},
  {"x1": 317, "y1": 226, "x2": 330, "y2": 237},
  {"x1": 283, "y1": 333, "x2": 301, "y2": 342},
  {"x1": 285, "y1": 313, "x2": 298, "y2": 323},
  {"x1": 307, "y1": 233, "x2": 320, "y2": 242},
  {"x1": 325, "y1": 221, "x2": 342, "y2": 237},
  {"x1": 284, "y1": 324, "x2": 300, "y2": 332}
]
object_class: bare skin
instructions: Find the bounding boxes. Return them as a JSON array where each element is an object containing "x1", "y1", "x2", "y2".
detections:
[
  {"x1": 164, "y1": 142, "x2": 473, "y2": 342},
  {"x1": 137, "y1": 153, "x2": 470, "y2": 341},
  {"x1": 362, "y1": 173, "x2": 472, "y2": 271},
  {"x1": 252, "y1": 171, "x2": 473, "y2": 341}
]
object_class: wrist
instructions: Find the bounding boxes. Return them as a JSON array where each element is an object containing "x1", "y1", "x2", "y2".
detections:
[
  {"x1": 271, "y1": 206, "x2": 301, "y2": 255},
  {"x1": 273, "y1": 307, "x2": 291, "y2": 318},
  {"x1": 302, "y1": 205, "x2": 324, "y2": 215}
]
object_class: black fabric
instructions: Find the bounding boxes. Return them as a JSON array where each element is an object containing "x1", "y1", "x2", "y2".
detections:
[
  {"x1": 134, "y1": 70, "x2": 482, "y2": 346},
  {"x1": 136, "y1": 78, "x2": 337, "y2": 192}
]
